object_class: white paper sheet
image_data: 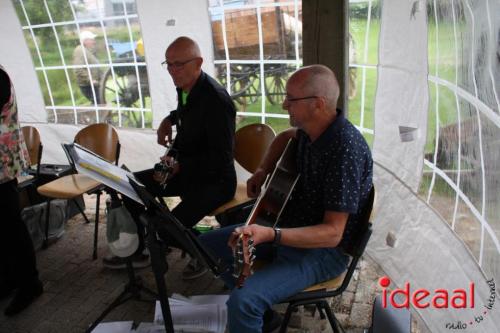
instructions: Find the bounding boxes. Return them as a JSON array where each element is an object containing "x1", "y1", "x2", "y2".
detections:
[
  {"x1": 65, "y1": 143, "x2": 144, "y2": 204},
  {"x1": 91, "y1": 321, "x2": 134, "y2": 333},
  {"x1": 153, "y1": 295, "x2": 229, "y2": 333}
]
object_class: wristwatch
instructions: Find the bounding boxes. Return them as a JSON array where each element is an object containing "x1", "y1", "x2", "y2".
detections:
[{"x1": 273, "y1": 227, "x2": 282, "y2": 246}]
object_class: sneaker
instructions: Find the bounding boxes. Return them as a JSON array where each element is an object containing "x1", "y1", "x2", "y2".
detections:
[
  {"x1": 262, "y1": 309, "x2": 282, "y2": 333},
  {"x1": 181, "y1": 258, "x2": 208, "y2": 280},
  {"x1": 4, "y1": 279, "x2": 43, "y2": 316},
  {"x1": 102, "y1": 253, "x2": 150, "y2": 269}
]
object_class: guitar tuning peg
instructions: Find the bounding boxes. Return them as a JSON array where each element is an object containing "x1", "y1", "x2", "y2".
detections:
[
  {"x1": 248, "y1": 238, "x2": 254, "y2": 246},
  {"x1": 250, "y1": 255, "x2": 256, "y2": 262}
]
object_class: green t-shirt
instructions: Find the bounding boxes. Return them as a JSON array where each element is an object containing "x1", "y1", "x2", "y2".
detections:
[{"x1": 181, "y1": 91, "x2": 188, "y2": 106}]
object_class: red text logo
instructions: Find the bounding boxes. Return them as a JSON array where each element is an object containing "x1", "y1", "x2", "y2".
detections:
[{"x1": 379, "y1": 276, "x2": 475, "y2": 309}]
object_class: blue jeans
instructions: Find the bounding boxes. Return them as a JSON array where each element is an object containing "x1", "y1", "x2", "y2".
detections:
[{"x1": 199, "y1": 225, "x2": 349, "y2": 333}]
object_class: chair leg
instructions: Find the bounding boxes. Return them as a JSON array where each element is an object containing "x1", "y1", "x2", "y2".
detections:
[
  {"x1": 93, "y1": 191, "x2": 101, "y2": 260},
  {"x1": 73, "y1": 197, "x2": 91, "y2": 224},
  {"x1": 279, "y1": 304, "x2": 295, "y2": 333},
  {"x1": 43, "y1": 199, "x2": 51, "y2": 249},
  {"x1": 320, "y1": 300, "x2": 344, "y2": 333},
  {"x1": 316, "y1": 302, "x2": 326, "y2": 319}
]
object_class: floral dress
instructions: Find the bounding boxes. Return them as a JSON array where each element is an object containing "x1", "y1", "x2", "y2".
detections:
[{"x1": 0, "y1": 66, "x2": 30, "y2": 184}]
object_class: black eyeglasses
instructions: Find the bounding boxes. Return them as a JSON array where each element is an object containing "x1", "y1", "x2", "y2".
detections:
[
  {"x1": 284, "y1": 95, "x2": 319, "y2": 102},
  {"x1": 161, "y1": 58, "x2": 198, "y2": 70}
]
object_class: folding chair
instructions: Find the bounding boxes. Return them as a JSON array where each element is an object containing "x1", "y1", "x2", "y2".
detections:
[
  {"x1": 37, "y1": 123, "x2": 120, "y2": 259},
  {"x1": 278, "y1": 186, "x2": 375, "y2": 333}
]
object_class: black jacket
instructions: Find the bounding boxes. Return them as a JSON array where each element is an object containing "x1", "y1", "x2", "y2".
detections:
[{"x1": 167, "y1": 71, "x2": 236, "y2": 182}]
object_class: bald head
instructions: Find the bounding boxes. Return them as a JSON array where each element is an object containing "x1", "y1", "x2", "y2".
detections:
[
  {"x1": 165, "y1": 36, "x2": 203, "y2": 91},
  {"x1": 289, "y1": 65, "x2": 340, "y2": 111},
  {"x1": 167, "y1": 36, "x2": 201, "y2": 59}
]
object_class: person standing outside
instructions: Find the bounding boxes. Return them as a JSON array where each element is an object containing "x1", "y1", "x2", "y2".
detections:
[
  {"x1": 0, "y1": 65, "x2": 43, "y2": 316},
  {"x1": 73, "y1": 30, "x2": 101, "y2": 105},
  {"x1": 103, "y1": 37, "x2": 237, "y2": 280}
]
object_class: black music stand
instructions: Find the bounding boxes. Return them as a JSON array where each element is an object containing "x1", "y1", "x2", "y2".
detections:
[
  {"x1": 84, "y1": 176, "x2": 226, "y2": 332},
  {"x1": 63, "y1": 143, "x2": 227, "y2": 332}
]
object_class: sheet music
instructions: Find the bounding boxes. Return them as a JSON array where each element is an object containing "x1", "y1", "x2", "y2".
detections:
[
  {"x1": 153, "y1": 295, "x2": 229, "y2": 333},
  {"x1": 91, "y1": 321, "x2": 134, "y2": 333},
  {"x1": 64, "y1": 143, "x2": 144, "y2": 204}
]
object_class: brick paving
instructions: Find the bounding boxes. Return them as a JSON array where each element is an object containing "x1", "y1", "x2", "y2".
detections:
[{"x1": 0, "y1": 195, "x2": 420, "y2": 333}]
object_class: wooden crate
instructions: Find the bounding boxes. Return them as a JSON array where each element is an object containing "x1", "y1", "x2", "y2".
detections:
[{"x1": 212, "y1": 7, "x2": 283, "y2": 51}]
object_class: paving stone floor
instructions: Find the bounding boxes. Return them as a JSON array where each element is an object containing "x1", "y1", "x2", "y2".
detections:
[{"x1": 0, "y1": 195, "x2": 423, "y2": 333}]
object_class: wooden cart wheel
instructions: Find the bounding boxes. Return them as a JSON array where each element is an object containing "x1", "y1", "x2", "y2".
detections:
[
  {"x1": 264, "y1": 64, "x2": 288, "y2": 105},
  {"x1": 218, "y1": 64, "x2": 259, "y2": 106},
  {"x1": 99, "y1": 65, "x2": 147, "y2": 127}
]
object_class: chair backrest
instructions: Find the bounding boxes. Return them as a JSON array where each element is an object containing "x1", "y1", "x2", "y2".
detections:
[
  {"x1": 234, "y1": 123, "x2": 275, "y2": 173},
  {"x1": 343, "y1": 186, "x2": 375, "y2": 257},
  {"x1": 335, "y1": 185, "x2": 375, "y2": 294},
  {"x1": 74, "y1": 123, "x2": 120, "y2": 164},
  {"x1": 21, "y1": 126, "x2": 43, "y2": 174}
]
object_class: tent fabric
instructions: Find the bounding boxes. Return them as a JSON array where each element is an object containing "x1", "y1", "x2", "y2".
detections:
[
  {"x1": 370, "y1": 0, "x2": 500, "y2": 332},
  {"x1": 372, "y1": 0, "x2": 429, "y2": 192},
  {"x1": 369, "y1": 163, "x2": 500, "y2": 333}
]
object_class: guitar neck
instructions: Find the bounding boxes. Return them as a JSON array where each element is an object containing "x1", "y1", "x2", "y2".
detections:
[{"x1": 243, "y1": 138, "x2": 300, "y2": 228}]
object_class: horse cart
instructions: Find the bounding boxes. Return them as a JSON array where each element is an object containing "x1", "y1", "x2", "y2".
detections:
[
  {"x1": 211, "y1": 6, "x2": 299, "y2": 106},
  {"x1": 98, "y1": 6, "x2": 300, "y2": 119}
]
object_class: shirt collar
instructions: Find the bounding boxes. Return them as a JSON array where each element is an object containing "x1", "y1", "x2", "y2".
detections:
[
  {"x1": 308, "y1": 109, "x2": 346, "y2": 150},
  {"x1": 176, "y1": 71, "x2": 205, "y2": 107}
]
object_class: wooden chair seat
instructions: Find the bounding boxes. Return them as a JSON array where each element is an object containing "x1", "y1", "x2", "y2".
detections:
[{"x1": 37, "y1": 174, "x2": 101, "y2": 199}]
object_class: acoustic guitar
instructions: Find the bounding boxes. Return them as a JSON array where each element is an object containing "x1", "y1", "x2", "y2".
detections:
[{"x1": 233, "y1": 138, "x2": 300, "y2": 288}]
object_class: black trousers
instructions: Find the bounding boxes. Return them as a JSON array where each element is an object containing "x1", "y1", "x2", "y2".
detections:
[
  {"x1": 0, "y1": 179, "x2": 39, "y2": 287},
  {"x1": 123, "y1": 168, "x2": 236, "y2": 255}
]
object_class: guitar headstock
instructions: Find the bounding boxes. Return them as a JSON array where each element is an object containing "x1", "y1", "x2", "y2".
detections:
[{"x1": 233, "y1": 234, "x2": 256, "y2": 288}]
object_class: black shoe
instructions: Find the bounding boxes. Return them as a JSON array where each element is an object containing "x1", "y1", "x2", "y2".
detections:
[
  {"x1": 102, "y1": 253, "x2": 150, "y2": 269},
  {"x1": 263, "y1": 309, "x2": 282, "y2": 333},
  {"x1": 4, "y1": 279, "x2": 43, "y2": 316}
]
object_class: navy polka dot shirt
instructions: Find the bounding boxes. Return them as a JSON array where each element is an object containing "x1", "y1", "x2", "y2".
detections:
[{"x1": 279, "y1": 109, "x2": 373, "y2": 250}]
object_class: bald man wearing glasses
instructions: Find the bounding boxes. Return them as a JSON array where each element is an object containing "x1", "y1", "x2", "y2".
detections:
[
  {"x1": 105, "y1": 37, "x2": 237, "y2": 280},
  {"x1": 199, "y1": 65, "x2": 373, "y2": 333}
]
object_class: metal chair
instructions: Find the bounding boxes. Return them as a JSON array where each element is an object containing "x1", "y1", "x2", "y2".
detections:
[
  {"x1": 277, "y1": 186, "x2": 375, "y2": 333},
  {"x1": 210, "y1": 123, "x2": 276, "y2": 225},
  {"x1": 37, "y1": 123, "x2": 121, "y2": 259}
]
